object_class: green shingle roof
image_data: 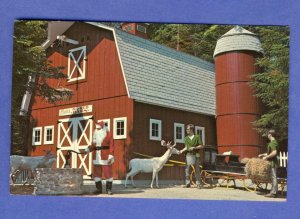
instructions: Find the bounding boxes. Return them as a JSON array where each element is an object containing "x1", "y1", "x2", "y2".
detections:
[
  {"x1": 49, "y1": 22, "x2": 216, "y2": 115},
  {"x1": 214, "y1": 26, "x2": 263, "y2": 57},
  {"x1": 112, "y1": 28, "x2": 215, "y2": 115}
]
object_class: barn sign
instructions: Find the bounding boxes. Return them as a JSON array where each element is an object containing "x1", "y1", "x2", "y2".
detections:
[{"x1": 59, "y1": 105, "x2": 93, "y2": 116}]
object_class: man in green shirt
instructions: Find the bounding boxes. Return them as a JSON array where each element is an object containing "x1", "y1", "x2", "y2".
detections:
[
  {"x1": 258, "y1": 129, "x2": 278, "y2": 198},
  {"x1": 179, "y1": 124, "x2": 205, "y2": 189}
]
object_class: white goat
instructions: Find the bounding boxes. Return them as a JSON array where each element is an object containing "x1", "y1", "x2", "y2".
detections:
[
  {"x1": 125, "y1": 140, "x2": 179, "y2": 188},
  {"x1": 10, "y1": 150, "x2": 56, "y2": 185}
]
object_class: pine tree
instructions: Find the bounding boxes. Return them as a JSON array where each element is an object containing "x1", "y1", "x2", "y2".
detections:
[
  {"x1": 11, "y1": 21, "x2": 73, "y2": 154},
  {"x1": 249, "y1": 26, "x2": 289, "y2": 141}
]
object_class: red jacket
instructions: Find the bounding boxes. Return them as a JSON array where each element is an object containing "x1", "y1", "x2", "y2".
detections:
[{"x1": 88, "y1": 129, "x2": 114, "y2": 164}]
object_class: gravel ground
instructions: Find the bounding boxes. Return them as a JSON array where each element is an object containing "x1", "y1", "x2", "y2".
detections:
[
  {"x1": 10, "y1": 180, "x2": 287, "y2": 202},
  {"x1": 81, "y1": 184, "x2": 286, "y2": 201}
]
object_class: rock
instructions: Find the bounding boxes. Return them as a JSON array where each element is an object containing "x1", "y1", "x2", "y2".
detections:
[{"x1": 34, "y1": 168, "x2": 83, "y2": 195}]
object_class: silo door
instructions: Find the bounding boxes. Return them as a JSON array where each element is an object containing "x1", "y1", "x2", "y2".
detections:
[{"x1": 57, "y1": 115, "x2": 93, "y2": 179}]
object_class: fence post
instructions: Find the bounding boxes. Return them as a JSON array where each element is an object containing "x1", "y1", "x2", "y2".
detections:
[{"x1": 279, "y1": 151, "x2": 288, "y2": 168}]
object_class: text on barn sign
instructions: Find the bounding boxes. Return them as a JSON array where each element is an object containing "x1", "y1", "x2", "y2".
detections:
[{"x1": 59, "y1": 105, "x2": 93, "y2": 116}]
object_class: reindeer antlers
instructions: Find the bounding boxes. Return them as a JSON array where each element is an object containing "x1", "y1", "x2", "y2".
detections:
[
  {"x1": 161, "y1": 140, "x2": 176, "y2": 147},
  {"x1": 161, "y1": 140, "x2": 170, "y2": 146}
]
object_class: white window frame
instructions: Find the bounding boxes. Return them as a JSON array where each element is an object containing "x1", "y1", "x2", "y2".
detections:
[
  {"x1": 44, "y1": 125, "x2": 54, "y2": 145},
  {"x1": 195, "y1": 126, "x2": 205, "y2": 145},
  {"x1": 32, "y1": 127, "x2": 42, "y2": 146},
  {"x1": 68, "y1": 46, "x2": 87, "y2": 82},
  {"x1": 174, "y1": 123, "x2": 185, "y2": 143},
  {"x1": 124, "y1": 24, "x2": 134, "y2": 32},
  {"x1": 149, "y1": 119, "x2": 162, "y2": 141},
  {"x1": 137, "y1": 24, "x2": 147, "y2": 33},
  {"x1": 113, "y1": 117, "x2": 127, "y2": 139},
  {"x1": 97, "y1": 119, "x2": 111, "y2": 131}
]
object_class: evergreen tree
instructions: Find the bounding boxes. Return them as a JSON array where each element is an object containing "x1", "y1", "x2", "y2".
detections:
[
  {"x1": 148, "y1": 24, "x2": 289, "y2": 142},
  {"x1": 148, "y1": 23, "x2": 232, "y2": 62},
  {"x1": 12, "y1": 20, "x2": 72, "y2": 154},
  {"x1": 249, "y1": 26, "x2": 289, "y2": 141}
]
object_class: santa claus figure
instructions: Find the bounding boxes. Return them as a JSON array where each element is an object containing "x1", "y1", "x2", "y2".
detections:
[{"x1": 85, "y1": 121, "x2": 114, "y2": 195}]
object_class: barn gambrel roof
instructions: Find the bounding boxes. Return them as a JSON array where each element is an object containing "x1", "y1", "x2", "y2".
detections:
[
  {"x1": 44, "y1": 22, "x2": 216, "y2": 116},
  {"x1": 113, "y1": 28, "x2": 215, "y2": 116}
]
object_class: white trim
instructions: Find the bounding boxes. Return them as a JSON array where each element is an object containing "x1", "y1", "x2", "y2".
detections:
[
  {"x1": 59, "y1": 105, "x2": 93, "y2": 117},
  {"x1": 195, "y1": 126, "x2": 205, "y2": 145},
  {"x1": 86, "y1": 22, "x2": 115, "y2": 32},
  {"x1": 42, "y1": 21, "x2": 75, "y2": 49},
  {"x1": 57, "y1": 35, "x2": 79, "y2": 45},
  {"x1": 44, "y1": 125, "x2": 54, "y2": 145},
  {"x1": 112, "y1": 29, "x2": 131, "y2": 98},
  {"x1": 97, "y1": 119, "x2": 111, "y2": 131},
  {"x1": 123, "y1": 24, "x2": 134, "y2": 32},
  {"x1": 57, "y1": 115, "x2": 93, "y2": 150},
  {"x1": 57, "y1": 115, "x2": 93, "y2": 178},
  {"x1": 149, "y1": 119, "x2": 162, "y2": 141},
  {"x1": 58, "y1": 115, "x2": 93, "y2": 123},
  {"x1": 174, "y1": 123, "x2": 185, "y2": 143},
  {"x1": 41, "y1": 39, "x2": 51, "y2": 49},
  {"x1": 67, "y1": 46, "x2": 86, "y2": 82},
  {"x1": 136, "y1": 24, "x2": 147, "y2": 33},
  {"x1": 32, "y1": 127, "x2": 42, "y2": 146},
  {"x1": 113, "y1": 117, "x2": 127, "y2": 139}
]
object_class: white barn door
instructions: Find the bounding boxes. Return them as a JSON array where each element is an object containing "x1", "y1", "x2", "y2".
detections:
[{"x1": 57, "y1": 115, "x2": 93, "y2": 179}]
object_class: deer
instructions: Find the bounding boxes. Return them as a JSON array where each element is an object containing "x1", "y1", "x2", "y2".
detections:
[
  {"x1": 10, "y1": 150, "x2": 56, "y2": 185},
  {"x1": 125, "y1": 140, "x2": 179, "y2": 189}
]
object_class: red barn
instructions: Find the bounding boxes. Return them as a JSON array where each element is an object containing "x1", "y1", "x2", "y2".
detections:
[{"x1": 29, "y1": 21, "x2": 217, "y2": 181}]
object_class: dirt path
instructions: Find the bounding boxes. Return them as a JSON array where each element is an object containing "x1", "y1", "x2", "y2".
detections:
[{"x1": 10, "y1": 184, "x2": 286, "y2": 202}]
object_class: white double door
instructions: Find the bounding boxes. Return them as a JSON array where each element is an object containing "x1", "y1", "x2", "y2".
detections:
[{"x1": 57, "y1": 115, "x2": 93, "y2": 179}]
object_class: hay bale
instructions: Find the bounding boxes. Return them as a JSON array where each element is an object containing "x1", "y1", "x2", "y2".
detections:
[
  {"x1": 240, "y1": 157, "x2": 250, "y2": 164},
  {"x1": 245, "y1": 158, "x2": 271, "y2": 181}
]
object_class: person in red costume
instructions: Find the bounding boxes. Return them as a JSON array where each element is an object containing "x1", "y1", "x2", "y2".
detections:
[{"x1": 85, "y1": 121, "x2": 114, "y2": 195}]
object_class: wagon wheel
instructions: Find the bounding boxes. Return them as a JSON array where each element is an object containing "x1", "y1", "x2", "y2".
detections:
[
  {"x1": 243, "y1": 178, "x2": 268, "y2": 192},
  {"x1": 189, "y1": 165, "x2": 196, "y2": 186},
  {"x1": 254, "y1": 180, "x2": 269, "y2": 192},
  {"x1": 189, "y1": 165, "x2": 209, "y2": 186},
  {"x1": 243, "y1": 179, "x2": 258, "y2": 192},
  {"x1": 201, "y1": 170, "x2": 216, "y2": 186}
]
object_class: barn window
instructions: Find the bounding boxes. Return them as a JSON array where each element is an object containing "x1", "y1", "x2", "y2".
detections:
[
  {"x1": 44, "y1": 125, "x2": 54, "y2": 145},
  {"x1": 68, "y1": 46, "x2": 87, "y2": 82},
  {"x1": 195, "y1": 126, "x2": 205, "y2": 145},
  {"x1": 97, "y1": 119, "x2": 110, "y2": 131},
  {"x1": 149, "y1": 119, "x2": 161, "y2": 141},
  {"x1": 174, "y1": 123, "x2": 185, "y2": 143},
  {"x1": 137, "y1": 24, "x2": 147, "y2": 33},
  {"x1": 113, "y1": 117, "x2": 127, "y2": 139},
  {"x1": 32, "y1": 127, "x2": 42, "y2": 146},
  {"x1": 124, "y1": 24, "x2": 133, "y2": 32}
]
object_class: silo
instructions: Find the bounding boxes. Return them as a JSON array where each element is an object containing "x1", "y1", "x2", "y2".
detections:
[{"x1": 213, "y1": 26, "x2": 264, "y2": 159}]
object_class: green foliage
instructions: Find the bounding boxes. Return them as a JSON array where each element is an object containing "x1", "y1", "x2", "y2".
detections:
[
  {"x1": 11, "y1": 21, "x2": 73, "y2": 154},
  {"x1": 148, "y1": 24, "x2": 289, "y2": 141},
  {"x1": 249, "y1": 26, "x2": 289, "y2": 141},
  {"x1": 148, "y1": 23, "x2": 232, "y2": 62}
]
